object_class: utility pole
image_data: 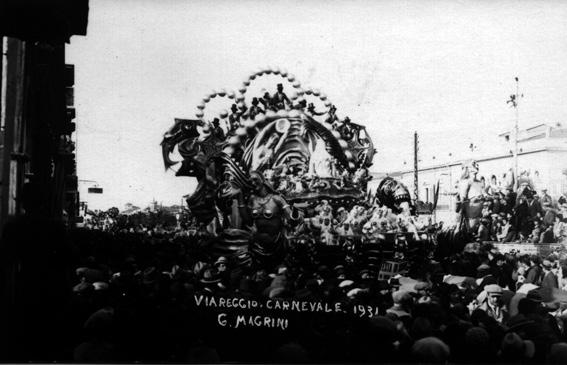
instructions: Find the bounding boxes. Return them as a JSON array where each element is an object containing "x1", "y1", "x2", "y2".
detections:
[
  {"x1": 507, "y1": 77, "x2": 522, "y2": 190},
  {"x1": 414, "y1": 131, "x2": 419, "y2": 202}
]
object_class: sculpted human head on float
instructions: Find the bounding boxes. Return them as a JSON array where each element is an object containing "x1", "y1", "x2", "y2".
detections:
[{"x1": 249, "y1": 171, "x2": 265, "y2": 193}]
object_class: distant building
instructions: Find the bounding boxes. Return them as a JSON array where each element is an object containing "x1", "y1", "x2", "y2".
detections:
[{"x1": 370, "y1": 123, "x2": 567, "y2": 224}]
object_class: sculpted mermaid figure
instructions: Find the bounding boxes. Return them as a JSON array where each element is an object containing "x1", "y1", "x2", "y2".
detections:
[{"x1": 237, "y1": 171, "x2": 302, "y2": 267}]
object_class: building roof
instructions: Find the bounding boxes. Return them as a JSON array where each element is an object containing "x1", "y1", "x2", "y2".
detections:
[{"x1": 378, "y1": 146, "x2": 567, "y2": 177}]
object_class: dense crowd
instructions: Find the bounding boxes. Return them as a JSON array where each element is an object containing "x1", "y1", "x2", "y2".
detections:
[
  {"x1": 63, "y1": 224, "x2": 567, "y2": 363},
  {"x1": 463, "y1": 182, "x2": 567, "y2": 244}
]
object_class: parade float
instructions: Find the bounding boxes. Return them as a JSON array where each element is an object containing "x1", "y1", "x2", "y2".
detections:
[{"x1": 161, "y1": 68, "x2": 424, "y2": 272}]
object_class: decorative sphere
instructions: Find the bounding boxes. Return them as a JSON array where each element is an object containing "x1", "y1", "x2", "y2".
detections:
[
  {"x1": 280, "y1": 69, "x2": 288, "y2": 77},
  {"x1": 275, "y1": 118, "x2": 290, "y2": 133},
  {"x1": 324, "y1": 100, "x2": 332, "y2": 107},
  {"x1": 250, "y1": 74, "x2": 257, "y2": 80},
  {"x1": 265, "y1": 67, "x2": 273, "y2": 74},
  {"x1": 236, "y1": 94, "x2": 245, "y2": 102},
  {"x1": 219, "y1": 110, "x2": 228, "y2": 118},
  {"x1": 305, "y1": 89, "x2": 313, "y2": 95},
  {"x1": 243, "y1": 80, "x2": 251, "y2": 86},
  {"x1": 210, "y1": 91, "x2": 218, "y2": 98},
  {"x1": 195, "y1": 111, "x2": 204, "y2": 118},
  {"x1": 236, "y1": 127, "x2": 247, "y2": 137},
  {"x1": 339, "y1": 139, "x2": 348, "y2": 149},
  {"x1": 227, "y1": 91, "x2": 236, "y2": 99},
  {"x1": 254, "y1": 113, "x2": 266, "y2": 123},
  {"x1": 218, "y1": 89, "x2": 227, "y2": 97},
  {"x1": 197, "y1": 103, "x2": 206, "y2": 110},
  {"x1": 313, "y1": 89, "x2": 321, "y2": 97},
  {"x1": 296, "y1": 89, "x2": 304, "y2": 96},
  {"x1": 292, "y1": 80, "x2": 301, "y2": 88},
  {"x1": 238, "y1": 87, "x2": 246, "y2": 94},
  {"x1": 288, "y1": 109, "x2": 301, "y2": 118},
  {"x1": 287, "y1": 74, "x2": 295, "y2": 82},
  {"x1": 243, "y1": 120, "x2": 256, "y2": 129},
  {"x1": 320, "y1": 93, "x2": 327, "y2": 101},
  {"x1": 203, "y1": 96, "x2": 211, "y2": 103},
  {"x1": 290, "y1": 92, "x2": 298, "y2": 100}
]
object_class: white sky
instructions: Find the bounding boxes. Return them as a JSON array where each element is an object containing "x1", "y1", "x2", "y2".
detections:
[{"x1": 67, "y1": 0, "x2": 567, "y2": 210}]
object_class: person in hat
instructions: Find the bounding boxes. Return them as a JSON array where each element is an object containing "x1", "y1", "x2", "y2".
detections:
[
  {"x1": 248, "y1": 97, "x2": 264, "y2": 119},
  {"x1": 228, "y1": 104, "x2": 241, "y2": 132},
  {"x1": 541, "y1": 259, "x2": 559, "y2": 289},
  {"x1": 414, "y1": 282, "x2": 432, "y2": 303},
  {"x1": 386, "y1": 290, "x2": 413, "y2": 326},
  {"x1": 271, "y1": 83, "x2": 290, "y2": 110},
  {"x1": 324, "y1": 104, "x2": 339, "y2": 126},
  {"x1": 476, "y1": 263, "x2": 497, "y2": 290},
  {"x1": 210, "y1": 118, "x2": 225, "y2": 140},
  {"x1": 478, "y1": 284, "x2": 507, "y2": 323},
  {"x1": 292, "y1": 98, "x2": 307, "y2": 112},
  {"x1": 525, "y1": 255, "x2": 543, "y2": 285},
  {"x1": 540, "y1": 188, "x2": 553, "y2": 210},
  {"x1": 476, "y1": 218, "x2": 490, "y2": 242},
  {"x1": 307, "y1": 102, "x2": 325, "y2": 116},
  {"x1": 199, "y1": 267, "x2": 221, "y2": 294}
]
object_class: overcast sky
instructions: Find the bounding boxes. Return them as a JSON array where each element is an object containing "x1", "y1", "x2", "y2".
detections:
[{"x1": 67, "y1": 0, "x2": 567, "y2": 210}]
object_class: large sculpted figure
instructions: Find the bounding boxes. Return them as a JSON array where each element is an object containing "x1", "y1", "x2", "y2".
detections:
[
  {"x1": 456, "y1": 160, "x2": 484, "y2": 230},
  {"x1": 237, "y1": 171, "x2": 301, "y2": 267}
]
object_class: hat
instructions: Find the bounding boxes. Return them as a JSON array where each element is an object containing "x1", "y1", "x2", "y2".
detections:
[
  {"x1": 73, "y1": 281, "x2": 93, "y2": 294},
  {"x1": 477, "y1": 263, "x2": 491, "y2": 272},
  {"x1": 485, "y1": 284, "x2": 503, "y2": 296},
  {"x1": 347, "y1": 288, "x2": 364, "y2": 298},
  {"x1": 214, "y1": 256, "x2": 228, "y2": 266},
  {"x1": 93, "y1": 281, "x2": 109, "y2": 291},
  {"x1": 543, "y1": 259, "x2": 553, "y2": 269},
  {"x1": 411, "y1": 337, "x2": 450, "y2": 363},
  {"x1": 500, "y1": 332, "x2": 535, "y2": 359},
  {"x1": 200, "y1": 268, "x2": 220, "y2": 284},
  {"x1": 338, "y1": 280, "x2": 354, "y2": 288}
]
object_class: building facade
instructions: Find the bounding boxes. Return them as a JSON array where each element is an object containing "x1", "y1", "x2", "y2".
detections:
[{"x1": 371, "y1": 123, "x2": 567, "y2": 224}]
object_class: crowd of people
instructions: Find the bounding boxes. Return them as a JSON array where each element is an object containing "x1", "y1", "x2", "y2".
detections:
[
  {"x1": 65, "y1": 226, "x2": 567, "y2": 363},
  {"x1": 465, "y1": 178, "x2": 567, "y2": 244},
  {"x1": 207, "y1": 83, "x2": 358, "y2": 143}
]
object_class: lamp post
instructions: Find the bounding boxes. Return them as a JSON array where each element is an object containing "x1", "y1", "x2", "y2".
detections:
[{"x1": 507, "y1": 77, "x2": 522, "y2": 191}]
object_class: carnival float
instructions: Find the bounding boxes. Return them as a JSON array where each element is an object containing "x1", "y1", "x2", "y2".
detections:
[{"x1": 162, "y1": 68, "x2": 425, "y2": 271}]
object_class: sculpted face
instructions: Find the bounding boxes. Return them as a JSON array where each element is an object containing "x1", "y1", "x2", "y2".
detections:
[{"x1": 250, "y1": 172, "x2": 264, "y2": 192}]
